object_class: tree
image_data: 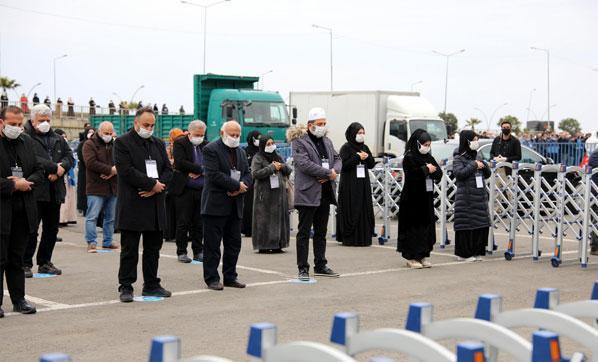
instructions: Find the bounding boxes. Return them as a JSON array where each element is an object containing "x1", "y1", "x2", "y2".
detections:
[
  {"x1": 465, "y1": 117, "x2": 482, "y2": 131},
  {"x1": 438, "y1": 112, "x2": 458, "y2": 136},
  {"x1": 497, "y1": 115, "x2": 522, "y2": 134},
  {"x1": 0, "y1": 76, "x2": 20, "y2": 92},
  {"x1": 558, "y1": 118, "x2": 581, "y2": 135}
]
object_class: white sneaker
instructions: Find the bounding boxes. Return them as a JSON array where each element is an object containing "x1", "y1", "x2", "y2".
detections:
[
  {"x1": 457, "y1": 256, "x2": 476, "y2": 262},
  {"x1": 474, "y1": 256, "x2": 484, "y2": 262},
  {"x1": 406, "y1": 260, "x2": 424, "y2": 269},
  {"x1": 420, "y1": 258, "x2": 432, "y2": 268}
]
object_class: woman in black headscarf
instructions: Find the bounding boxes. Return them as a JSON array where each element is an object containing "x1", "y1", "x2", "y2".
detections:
[
  {"x1": 397, "y1": 129, "x2": 443, "y2": 268},
  {"x1": 336, "y1": 122, "x2": 376, "y2": 246},
  {"x1": 241, "y1": 130, "x2": 262, "y2": 237},
  {"x1": 453, "y1": 130, "x2": 491, "y2": 261},
  {"x1": 251, "y1": 135, "x2": 292, "y2": 252}
]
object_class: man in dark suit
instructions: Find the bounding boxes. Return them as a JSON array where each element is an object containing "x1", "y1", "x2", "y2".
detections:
[
  {"x1": 0, "y1": 106, "x2": 45, "y2": 317},
  {"x1": 172, "y1": 120, "x2": 208, "y2": 263},
  {"x1": 201, "y1": 121, "x2": 251, "y2": 290},
  {"x1": 23, "y1": 104, "x2": 74, "y2": 277},
  {"x1": 113, "y1": 107, "x2": 173, "y2": 302}
]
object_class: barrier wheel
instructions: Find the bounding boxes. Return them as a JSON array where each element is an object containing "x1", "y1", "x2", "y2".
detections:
[
  {"x1": 504, "y1": 251, "x2": 514, "y2": 261},
  {"x1": 550, "y1": 257, "x2": 561, "y2": 268}
]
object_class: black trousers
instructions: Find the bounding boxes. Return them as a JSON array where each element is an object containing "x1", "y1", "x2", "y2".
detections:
[
  {"x1": 296, "y1": 201, "x2": 330, "y2": 270},
  {"x1": 118, "y1": 230, "x2": 163, "y2": 289},
  {"x1": 202, "y1": 207, "x2": 241, "y2": 285},
  {"x1": 175, "y1": 188, "x2": 203, "y2": 256},
  {"x1": 0, "y1": 208, "x2": 28, "y2": 307},
  {"x1": 24, "y1": 201, "x2": 60, "y2": 267}
]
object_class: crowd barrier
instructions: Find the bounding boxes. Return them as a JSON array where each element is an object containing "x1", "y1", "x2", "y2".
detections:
[{"x1": 40, "y1": 282, "x2": 598, "y2": 362}]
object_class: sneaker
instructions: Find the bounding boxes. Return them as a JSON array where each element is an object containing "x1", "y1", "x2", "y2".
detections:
[
  {"x1": 119, "y1": 286, "x2": 134, "y2": 303},
  {"x1": 474, "y1": 256, "x2": 484, "y2": 262},
  {"x1": 298, "y1": 268, "x2": 310, "y2": 281},
  {"x1": 193, "y1": 252, "x2": 204, "y2": 263},
  {"x1": 420, "y1": 258, "x2": 432, "y2": 268},
  {"x1": 102, "y1": 244, "x2": 119, "y2": 250},
  {"x1": 178, "y1": 254, "x2": 192, "y2": 263},
  {"x1": 87, "y1": 243, "x2": 97, "y2": 253},
  {"x1": 457, "y1": 256, "x2": 476, "y2": 263},
  {"x1": 314, "y1": 266, "x2": 340, "y2": 277},
  {"x1": 142, "y1": 286, "x2": 172, "y2": 298},
  {"x1": 24, "y1": 266, "x2": 33, "y2": 278},
  {"x1": 406, "y1": 260, "x2": 423, "y2": 269},
  {"x1": 38, "y1": 262, "x2": 62, "y2": 275}
]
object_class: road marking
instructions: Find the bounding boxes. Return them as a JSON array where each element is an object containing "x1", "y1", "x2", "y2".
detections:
[{"x1": 3, "y1": 290, "x2": 69, "y2": 308}]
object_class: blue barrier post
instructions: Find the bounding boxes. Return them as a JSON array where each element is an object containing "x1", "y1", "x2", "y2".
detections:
[
  {"x1": 534, "y1": 288, "x2": 559, "y2": 310},
  {"x1": 149, "y1": 336, "x2": 181, "y2": 362},
  {"x1": 405, "y1": 302, "x2": 433, "y2": 332},
  {"x1": 474, "y1": 294, "x2": 502, "y2": 321},
  {"x1": 456, "y1": 342, "x2": 485, "y2": 362},
  {"x1": 531, "y1": 331, "x2": 562, "y2": 362},
  {"x1": 39, "y1": 353, "x2": 71, "y2": 362},
  {"x1": 330, "y1": 313, "x2": 359, "y2": 346},
  {"x1": 592, "y1": 281, "x2": 598, "y2": 300},
  {"x1": 247, "y1": 323, "x2": 277, "y2": 360}
]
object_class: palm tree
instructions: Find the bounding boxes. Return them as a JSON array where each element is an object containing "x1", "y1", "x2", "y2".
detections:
[
  {"x1": 0, "y1": 76, "x2": 20, "y2": 92},
  {"x1": 465, "y1": 117, "x2": 482, "y2": 131}
]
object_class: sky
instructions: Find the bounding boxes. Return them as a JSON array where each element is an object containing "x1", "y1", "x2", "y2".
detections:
[{"x1": 1, "y1": 0, "x2": 597, "y2": 132}]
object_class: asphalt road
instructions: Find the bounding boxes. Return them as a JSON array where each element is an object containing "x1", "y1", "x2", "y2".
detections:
[{"x1": 1, "y1": 216, "x2": 596, "y2": 361}]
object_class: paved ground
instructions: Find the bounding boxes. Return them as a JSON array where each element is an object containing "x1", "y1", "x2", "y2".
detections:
[{"x1": 1, "y1": 215, "x2": 597, "y2": 361}]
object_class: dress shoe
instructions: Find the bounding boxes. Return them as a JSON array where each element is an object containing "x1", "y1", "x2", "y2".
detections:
[
  {"x1": 142, "y1": 286, "x2": 172, "y2": 298},
  {"x1": 193, "y1": 252, "x2": 204, "y2": 263},
  {"x1": 24, "y1": 266, "x2": 33, "y2": 278},
  {"x1": 224, "y1": 280, "x2": 246, "y2": 288},
  {"x1": 177, "y1": 254, "x2": 192, "y2": 263},
  {"x1": 102, "y1": 244, "x2": 119, "y2": 250},
  {"x1": 38, "y1": 262, "x2": 62, "y2": 275},
  {"x1": 119, "y1": 285, "x2": 134, "y2": 303},
  {"x1": 13, "y1": 299, "x2": 36, "y2": 314},
  {"x1": 207, "y1": 281, "x2": 224, "y2": 291}
]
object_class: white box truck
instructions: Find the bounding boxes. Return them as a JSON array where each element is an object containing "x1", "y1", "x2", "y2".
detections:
[{"x1": 289, "y1": 91, "x2": 449, "y2": 157}]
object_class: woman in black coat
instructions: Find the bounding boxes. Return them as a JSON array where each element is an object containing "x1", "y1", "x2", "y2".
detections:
[
  {"x1": 397, "y1": 129, "x2": 442, "y2": 268},
  {"x1": 76, "y1": 127, "x2": 95, "y2": 215},
  {"x1": 453, "y1": 130, "x2": 491, "y2": 261},
  {"x1": 336, "y1": 122, "x2": 376, "y2": 246},
  {"x1": 241, "y1": 130, "x2": 262, "y2": 237}
]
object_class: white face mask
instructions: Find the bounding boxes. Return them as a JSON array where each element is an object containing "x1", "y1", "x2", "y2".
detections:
[
  {"x1": 417, "y1": 141, "x2": 431, "y2": 155},
  {"x1": 37, "y1": 121, "x2": 51, "y2": 134},
  {"x1": 310, "y1": 125, "x2": 327, "y2": 138},
  {"x1": 101, "y1": 134, "x2": 113, "y2": 144},
  {"x1": 137, "y1": 126, "x2": 153, "y2": 139},
  {"x1": 264, "y1": 144, "x2": 276, "y2": 153},
  {"x1": 190, "y1": 136, "x2": 204, "y2": 146},
  {"x1": 223, "y1": 134, "x2": 240, "y2": 148},
  {"x1": 3, "y1": 124, "x2": 23, "y2": 140},
  {"x1": 253, "y1": 138, "x2": 260, "y2": 147},
  {"x1": 355, "y1": 133, "x2": 365, "y2": 143},
  {"x1": 469, "y1": 140, "x2": 480, "y2": 151}
]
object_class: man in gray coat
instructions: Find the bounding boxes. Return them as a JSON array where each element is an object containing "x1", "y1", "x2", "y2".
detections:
[{"x1": 292, "y1": 107, "x2": 341, "y2": 281}]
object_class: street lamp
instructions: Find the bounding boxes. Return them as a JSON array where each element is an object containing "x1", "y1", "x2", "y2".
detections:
[
  {"x1": 27, "y1": 82, "x2": 42, "y2": 99},
  {"x1": 526, "y1": 108, "x2": 539, "y2": 121},
  {"x1": 540, "y1": 104, "x2": 557, "y2": 121},
  {"x1": 181, "y1": 0, "x2": 231, "y2": 74},
  {"x1": 432, "y1": 49, "x2": 465, "y2": 113},
  {"x1": 489, "y1": 102, "x2": 509, "y2": 130},
  {"x1": 53, "y1": 54, "x2": 67, "y2": 101},
  {"x1": 410, "y1": 80, "x2": 423, "y2": 91},
  {"x1": 130, "y1": 85, "x2": 145, "y2": 104},
  {"x1": 111, "y1": 92, "x2": 123, "y2": 103},
  {"x1": 259, "y1": 70, "x2": 273, "y2": 90},
  {"x1": 526, "y1": 88, "x2": 536, "y2": 123},
  {"x1": 312, "y1": 24, "x2": 334, "y2": 91},
  {"x1": 473, "y1": 107, "x2": 488, "y2": 129},
  {"x1": 531, "y1": 47, "x2": 550, "y2": 123}
]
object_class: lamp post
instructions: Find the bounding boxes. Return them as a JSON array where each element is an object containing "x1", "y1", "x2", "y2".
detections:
[
  {"x1": 473, "y1": 107, "x2": 488, "y2": 130},
  {"x1": 312, "y1": 24, "x2": 334, "y2": 91},
  {"x1": 410, "y1": 80, "x2": 423, "y2": 91},
  {"x1": 432, "y1": 49, "x2": 465, "y2": 113},
  {"x1": 52, "y1": 54, "x2": 67, "y2": 101},
  {"x1": 130, "y1": 85, "x2": 145, "y2": 104},
  {"x1": 111, "y1": 92, "x2": 123, "y2": 103},
  {"x1": 531, "y1": 47, "x2": 550, "y2": 123},
  {"x1": 181, "y1": 0, "x2": 231, "y2": 74},
  {"x1": 489, "y1": 102, "x2": 509, "y2": 130},
  {"x1": 27, "y1": 82, "x2": 42, "y2": 99},
  {"x1": 526, "y1": 88, "x2": 536, "y2": 123},
  {"x1": 540, "y1": 104, "x2": 557, "y2": 121},
  {"x1": 259, "y1": 70, "x2": 273, "y2": 90}
]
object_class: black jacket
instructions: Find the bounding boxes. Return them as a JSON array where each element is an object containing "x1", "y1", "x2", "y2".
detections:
[
  {"x1": 452, "y1": 150, "x2": 491, "y2": 231},
  {"x1": 170, "y1": 136, "x2": 208, "y2": 196},
  {"x1": 0, "y1": 133, "x2": 45, "y2": 235},
  {"x1": 113, "y1": 129, "x2": 173, "y2": 231},
  {"x1": 489, "y1": 135, "x2": 522, "y2": 162},
  {"x1": 24, "y1": 120, "x2": 75, "y2": 204},
  {"x1": 201, "y1": 138, "x2": 252, "y2": 219}
]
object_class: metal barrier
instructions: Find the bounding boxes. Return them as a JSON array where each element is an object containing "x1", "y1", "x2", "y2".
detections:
[{"x1": 533, "y1": 286, "x2": 598, "y2": 328}]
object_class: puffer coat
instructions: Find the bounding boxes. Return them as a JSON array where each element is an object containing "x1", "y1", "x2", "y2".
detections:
[{"x1": 452, "y1": 150, "x2": 491, "y2": 231}]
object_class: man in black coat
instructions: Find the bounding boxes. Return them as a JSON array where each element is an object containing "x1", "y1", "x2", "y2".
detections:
[
  {"x1": 113, "y1": 107, "x2": 173, "y2": 302},
  {"x1": 172, "y1": 120, "x2": 208, "y2": 263},
  {"x1": 201, "y1": 121, "x2": 251, "y2": 290},
  {"x1": 0, "y1": 106, "x2": 45, "y2": 317},
  {"x1": 23, "y1": 104, "x2": 74, "y2": 277}
]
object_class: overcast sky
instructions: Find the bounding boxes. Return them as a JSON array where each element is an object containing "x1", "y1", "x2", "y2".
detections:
[{"x1": 1, "y1": 0, "x2": 597, "y2": 131}]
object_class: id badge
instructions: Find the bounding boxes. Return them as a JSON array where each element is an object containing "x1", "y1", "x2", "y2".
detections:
[
  {"x1": 356, "y1": 164, "x2": 366, "y2": 178},
  {"x1": 230, "y1": 169, "x2": 241, "y2": 182},
  {"x1": 269, "y1": 174, "x2": 280, "y2": 189},
  {"x1": 11, "y1": 166, "x2": 23, "y2": 178},
  {"x1": 426, "y1": 177, "x2": 434, "y2": 192},
  {"x1": 321, "y1": 158, "x2": 330, "y2": 169},
  {"x1": 145, "y1": 160, "x2": 159, "y2": 178},
  {"x1": 476, "y1": 175, "x2": 484, "y2": 189}
]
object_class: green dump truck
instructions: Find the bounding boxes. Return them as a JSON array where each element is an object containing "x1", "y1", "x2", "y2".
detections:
[{"x1": 91, "y1": 74, "x2": 291, "y2": 143}]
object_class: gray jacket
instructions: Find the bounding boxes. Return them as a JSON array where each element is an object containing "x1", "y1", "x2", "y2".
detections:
[{"x1": 292, "y1": 133, "x2": 341, "y2": 207}]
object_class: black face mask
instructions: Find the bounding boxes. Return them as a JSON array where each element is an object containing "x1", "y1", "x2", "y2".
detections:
[{"x1": 502, "y1": 128, "x2": 511, "y2": 136}]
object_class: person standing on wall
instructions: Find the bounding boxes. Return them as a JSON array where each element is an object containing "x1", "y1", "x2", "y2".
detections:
[
  {"x1": 397, "y1": 129, "x2": 442, "y2": 269},
  {"x1": 336, "y1": 122, "x2": 376, "y2": 247}
]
